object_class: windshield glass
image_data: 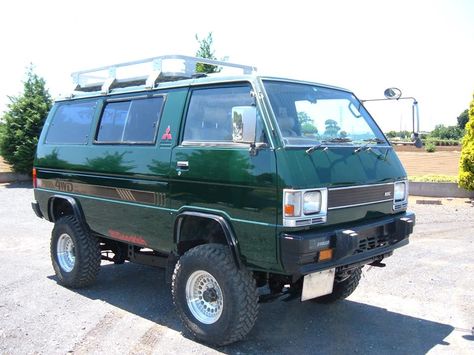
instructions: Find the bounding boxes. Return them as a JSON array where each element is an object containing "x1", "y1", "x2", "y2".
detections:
[{"x1": 263, "y1": 80, "x2": 387, "y2": 146}]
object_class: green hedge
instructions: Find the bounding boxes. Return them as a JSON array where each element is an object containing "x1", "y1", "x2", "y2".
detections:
[
  {"x1": 409, "y1": 175, "x2": 458, "y2": 183},
  {"x1": 459, "y1": 93, "x2": 474, "y2": 190},
  {"x1": 422, "y1": 138, "x2": 461, "y2": 146}
]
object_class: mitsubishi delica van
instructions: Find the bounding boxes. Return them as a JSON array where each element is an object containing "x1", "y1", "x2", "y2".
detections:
[{"x1": 32, "y1": 55, "x2": 415, "y2": 345}]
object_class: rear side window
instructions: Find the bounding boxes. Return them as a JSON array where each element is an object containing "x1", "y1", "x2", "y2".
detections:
[
  {"x1": 96, "y1": 96, "x2": 164, "y2": 144},
  {"x1": 45, "y1": 101, "x2": 97, "y2": 144},
  {"x1": 183, "y1": 86, "x2": 253, "y2": 142}
]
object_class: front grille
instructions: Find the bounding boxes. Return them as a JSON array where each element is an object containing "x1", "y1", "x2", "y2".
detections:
[
  {"x1": 355, "y1": 234, "x2": 390, "y2": 254},
  {"x1": 328, "y1": 183, "x2": 394, "y2": 210}
]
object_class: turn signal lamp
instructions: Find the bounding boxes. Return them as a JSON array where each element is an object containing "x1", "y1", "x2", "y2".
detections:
[
  {"x1": 284, "y1": 191, "x2": 301, "y2": 217},
  {"x1": 318, "y1": 248, "x2": 333, "y2": 262},
  {"x1": 32, "y1": 168, "x2": 37, "y2": 188}
]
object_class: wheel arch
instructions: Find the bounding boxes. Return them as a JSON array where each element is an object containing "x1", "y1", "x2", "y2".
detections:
[
  {"x1": 174, "y1": 211, "x2": 242, "y2": 268},
  {"x1": 48, "y1": 194, "x2": 86, "y2": 226}
]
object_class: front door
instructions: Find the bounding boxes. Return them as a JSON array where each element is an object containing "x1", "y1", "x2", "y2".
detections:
[{"x1": 169, "y1": 84, "x2": 278, "y2": 269}]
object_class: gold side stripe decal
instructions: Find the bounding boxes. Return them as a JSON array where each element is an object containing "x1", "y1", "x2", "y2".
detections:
[
  {"x1": 37, "y1": 178, "x2": 162, "y2": 206},
  {"x1": 116, "y1": 188, "x2": 136, "y2": 201}
]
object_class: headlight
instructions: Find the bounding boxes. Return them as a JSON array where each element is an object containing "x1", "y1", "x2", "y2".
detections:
[
  {"x1": 284, "y1": 191, "x2": 301, "y2": 217},
  {"x1": 303, "y1": 191, "x2": 321, "y2": 215},
  {"x1": 283, "y1": 188, "x2": 327, "y2": 227},
  {"x1": 394, "y1": 181, "x2": 407, "y2": 201}
]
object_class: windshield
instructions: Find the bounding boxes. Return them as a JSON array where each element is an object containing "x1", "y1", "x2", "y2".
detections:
[{"x1": 263, "y1": 80, "x2": 387, "y2": 146}]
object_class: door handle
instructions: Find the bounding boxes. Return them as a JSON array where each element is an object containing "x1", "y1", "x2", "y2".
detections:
[
  {"x1": 176, "y1": 161, "x2": 189, "y2": 169},
  {"x1": 176, "y1": 161, "x2": 189, "y2": 176}
]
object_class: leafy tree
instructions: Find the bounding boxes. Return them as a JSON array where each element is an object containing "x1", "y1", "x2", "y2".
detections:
[
  {"x1": 195, "y1": 32, "x2": 220, "y2": 74},
  {"x1": 384, "y1": 130, "x2": 411, "y2": 139},
  {"x1": 324, "y1": 119, "x2": 340, "y2": 137},
  {"x1": 457, "y1": 109, "x2": 469, "y2": 130},
  {"x1": 0, "y1": 121, "x2": 5, "y2": 137},
  {"x1": 0, "y1": 66, "x2": 52, "y2": 174},
  {"x1": 301, "y1": 123, "x2": 318, "y2": 136},
  {"x1": 298, "y1": 112, "x2": 318, "y2": 136},
  {"x1": 459, "y1": 93, "x2": 474, "y2": 190},
  {"x1": 430, "y1": 124, "x2": 464, "y2": 140},
  {"x1": 398, "y1": 130, "x2": 411, "y2": 139},
  {"x1": 297, "y1": 112, "x2": 312, "y2": 125}
]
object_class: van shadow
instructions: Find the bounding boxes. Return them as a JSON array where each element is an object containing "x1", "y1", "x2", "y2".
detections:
[
  {"x1": 3, "y1": 181, "x2": 32, "y2": 189},
  {"x1": 49, "y1": 262, "x2": 454, "y2": 354}
]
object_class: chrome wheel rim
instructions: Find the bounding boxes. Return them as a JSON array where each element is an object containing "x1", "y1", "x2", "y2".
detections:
[
  {"x1": 185, "y1": 270, "x2": 223, "y2": 324},
  {"x1": 57, "y1": 233, "x2": 75, "y2": 272}
]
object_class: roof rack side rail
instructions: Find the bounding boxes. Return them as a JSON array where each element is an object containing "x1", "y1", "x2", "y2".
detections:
[{"x1": 71, "y1": 55, "x2": 257, "y2": 94}]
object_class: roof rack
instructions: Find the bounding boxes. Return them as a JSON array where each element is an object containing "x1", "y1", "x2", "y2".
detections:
[{"x1": 70, "y1": 55, "x2": 257, "y2": 95}]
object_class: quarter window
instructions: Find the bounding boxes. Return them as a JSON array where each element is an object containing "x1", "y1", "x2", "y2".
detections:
[
  {"x1": 183, "y1": 86, "x2": 254, "y2": 142},
  {"x1": 96, "y1": 96, "x2": 164, "y2": 144},
  {"x1": 45, "y1": 100, "x2": 97, "y2": 144}
]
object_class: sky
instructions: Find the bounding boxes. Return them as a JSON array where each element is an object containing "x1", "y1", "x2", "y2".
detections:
[{"x1": 0, "y1": 0, "x2": 472, "y2": 132}]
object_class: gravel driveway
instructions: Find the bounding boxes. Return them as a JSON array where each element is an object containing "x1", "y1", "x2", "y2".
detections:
[{"x1": 1, "y1": 183, "x2": 473, "y2": 354}]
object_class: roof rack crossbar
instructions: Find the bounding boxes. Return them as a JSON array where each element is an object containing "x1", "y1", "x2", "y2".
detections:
[{"x1": 71, "y1": 55, "x2": 257, "y2": 94}]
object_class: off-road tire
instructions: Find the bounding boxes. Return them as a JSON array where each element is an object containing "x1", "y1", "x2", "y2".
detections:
[
  {"x1": 172, "y1": 244, "x2": 259, "y2": 346},
  {"x1": 314, "y1": 267, "x2": 362, "y2": 303},
  {"x1": 51, "y1": 215, "x2": 101, "y2": 288}
]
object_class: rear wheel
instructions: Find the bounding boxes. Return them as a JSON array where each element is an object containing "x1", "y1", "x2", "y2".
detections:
[
  {"x1": 51, "y1": 215, "x2": 101, "y2": 288},
  {"x1": 313, "y1": 267, "x2": 362, "y2": 303},
  {"x1": 172, "y1": 244, "x2": 259, "y2": 346}
]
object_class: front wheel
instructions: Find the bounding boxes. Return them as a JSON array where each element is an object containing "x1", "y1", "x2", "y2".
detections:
[{"x1": 172, "y1": 244, "x2": 259, "y2": 346}]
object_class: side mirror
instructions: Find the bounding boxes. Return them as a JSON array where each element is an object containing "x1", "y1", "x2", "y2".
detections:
[
  {"x1": 384, "y1": 87, "x2": 402, "y2": 100},
  {"x1": 232, "y1": 106, "x2": 256, "y2": 143},
  {"x1": 364, "y1": 88, "x2": 422, "y2": 148}
]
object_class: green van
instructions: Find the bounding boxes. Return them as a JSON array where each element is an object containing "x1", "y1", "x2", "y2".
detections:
[{"x1": 32, "y1": 55, "x2": 415, "y2": 345}]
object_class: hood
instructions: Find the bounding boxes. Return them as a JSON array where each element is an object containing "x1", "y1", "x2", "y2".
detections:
[{"x1": 276, "y1": 146, "x2": 406, "y2": 189}]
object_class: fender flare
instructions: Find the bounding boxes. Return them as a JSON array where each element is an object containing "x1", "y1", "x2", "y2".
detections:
[
  {"x1": 174, "y1": 211, "x2": 242, "y2": 268},
  {"x1": 48, "y1": 194, "x2": 86, "y2": 226}
]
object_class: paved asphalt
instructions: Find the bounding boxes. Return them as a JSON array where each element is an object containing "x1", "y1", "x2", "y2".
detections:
[{"x1": 0, "y1": 183, "x2": 473, "y2": 354}]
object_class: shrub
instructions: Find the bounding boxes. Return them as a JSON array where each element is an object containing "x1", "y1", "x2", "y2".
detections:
[
  {"x1": 410, "y1": 175, "x2": 458, "y2": 183},
  {"x1": 459, "y1": 93, "x2": 474, "y2": 190},
  {"x1": 425, "y1": 142, "x2": 436, "y2": 153},
  {"x1": 0, "y1": 66, "x2": 52, "y2": 174},
  {"x1": 422, "y1": 138, "x2": 461, "y2": 147}
]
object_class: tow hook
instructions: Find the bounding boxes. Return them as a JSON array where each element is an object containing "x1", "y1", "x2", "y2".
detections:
[{"x1": 369, "y1": 260, "x2": 386, "y2": 268}]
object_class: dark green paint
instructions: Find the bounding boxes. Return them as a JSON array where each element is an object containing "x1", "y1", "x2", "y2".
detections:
[
  {"x1": 34, "y1": 78, "x2": 410, "y2": 274},
  {"x1": 169, "y1": 145, "x2": 278, "y2": 268},
  {"x1": 276, "y1": 147, "x2": 406, "y2": 189}
]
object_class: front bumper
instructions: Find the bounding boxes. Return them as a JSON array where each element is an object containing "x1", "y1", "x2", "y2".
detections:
[{"x1": 280, "y1": 211, "x2": 415, "y2": 277}]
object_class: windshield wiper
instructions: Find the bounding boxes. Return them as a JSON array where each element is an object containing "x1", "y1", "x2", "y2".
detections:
[
  {"x1": 306, "y1": 138, "x2": 352, "y2": 154},
  {"x1": 305, "y1": 143, "x2": 325, "y2": 154},
  {"x1": 354, "y1": 138, "x2": 387, "y2": 153}
]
